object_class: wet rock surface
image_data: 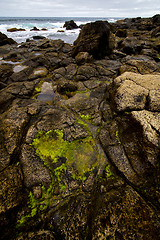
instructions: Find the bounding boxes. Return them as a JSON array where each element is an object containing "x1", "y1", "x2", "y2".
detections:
[
  {"x1": 0, "y1": 32, "x2": 16, "y2": 46},
  {"x1": 0, "y1": 16, "x2": 160, "y2": 240}
]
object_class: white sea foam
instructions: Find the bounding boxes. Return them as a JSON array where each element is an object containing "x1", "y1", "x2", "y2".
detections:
[{"x1": 0, "y1": 17, "x2": 119, "y2": 44}]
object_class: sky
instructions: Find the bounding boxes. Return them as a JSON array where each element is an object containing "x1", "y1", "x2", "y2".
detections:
[{"x1": 0, "y1": 0, "x2": 160, "y2": 18}]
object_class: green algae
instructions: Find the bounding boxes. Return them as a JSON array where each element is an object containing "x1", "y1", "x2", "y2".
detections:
[
  {"x1": 17, "y1": 129, "x2": 109, "y2": 228},
  {"x1": 76, "y1": 118, "x2": 93, "y2": 137},
  {"x1": 79, "y1": 113, "x2": 92, "y2": 121},
  {"x1": 35, "y1": 87, "x2": 41, "y2": 93},
  {"x1": 17, "y1": 128, "x2": 107, "y2": 226},
  {"x1": 32, "y1": 129, "x2": 99, "y2": 181},
  {"x1": 105, "y1": 164, "x2": 113, "y2": 178},
  {"x1": 31, "y1": 127, "x2": 108, "y2": 184},
  {"x1": 116, "y1": 130, "x2": 121, "y2": 145},
  {"x1": 32, "y1": 129, "x2": 68, "y2": 165},
  {"x1": 17, "y1": 184, "x2": 58, "y2": 228},
  {"x1": 16, "y1": 191, "x2": 39, "y2": 228}
]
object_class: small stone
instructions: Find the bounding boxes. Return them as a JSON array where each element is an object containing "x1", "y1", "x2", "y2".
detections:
[
  {"x1": 75, "y1": 52, "x2": 93, "y2": 65},
  {"x1": 33, "y1": 185, "x2": 42, "y2": 199},
  {"x1": 29, "y1": 67, "x2": 48, "y2": 79}
]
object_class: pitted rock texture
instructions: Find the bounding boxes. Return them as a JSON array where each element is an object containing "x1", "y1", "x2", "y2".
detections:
[
  {"x1": 113, "y1": 72, "x2": 160, "y2": 111},
  {"x1": 0, "y1": 17, "x2": 160, "y2": 240}
]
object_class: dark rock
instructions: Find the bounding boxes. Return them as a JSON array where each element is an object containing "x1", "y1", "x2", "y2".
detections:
[
  {"x1": 30, "y1": 27, "x2": 40, "y2": 31},
  {"x1": 16, "y1": 230, "x2": 55, "y2": 240},
  {"x1": 63, "y1": 20, "x2": 79, "y2": 30},
  {"x1": 151, "y1": 26, "x2": 160, "y2": 38},
  {"x1": 115, "y1": 29, "x2": 127, "y2": 38},
  {"x1": 118, "y1": 37, "x2": 144, "y2": 55},
  {"x1": 7, "y1": 28, "x2": 26, "y2": 32},
  {"x1": 10, "y1": 66, "x2": 33, "y2": 82},
  {"x1": 21, "y1": 144, "x2": 52, "y2": 188},
  {"x1": 57, "y1": 82, "x2": 78, "y2": 96},
  {"x1": 112, "y1": 16, "x2": 154, "y2": 32},
  {"x1": 0, "y1": 165, "x2": 23, "y2": 214},
  {"x1": 0, "y1": 81, "x2": 7, "y2": 89},
  {"x1": 120, "y1": 57, "x2": 160, "y2": 74},
  {"x1": 0, "y1": 64, "x2": 13, "y2": 84},
  {"x1": 0, "y1": 32, "x2": 16, "y2": 46},
  {"x1": 79, "y1": 24, "x2": 85, "y2": 29},
  {"x1": 75, "y1": 52, "x2": 93, "y2": 65},
  {"x1": 152, "y1": 14, "x2": 160, "y2": 24},
  {"x1": 72, "y1": 21, "x2": 115, "y2": 59},
  {"x1": 33, "y1": 35, "x2": 46, "y2": 40}
]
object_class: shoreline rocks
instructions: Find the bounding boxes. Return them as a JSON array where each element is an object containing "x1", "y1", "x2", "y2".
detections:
[{"x1": 0, "y1": 14, "x2": 160, "y2": 240}]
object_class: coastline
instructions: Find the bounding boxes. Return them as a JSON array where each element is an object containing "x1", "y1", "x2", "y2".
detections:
[
  {"x1": 0, "y1": 14, "x2": 160, "y2": 240},
  {"x1": 0, "y1": 16, "x2": 121, "y2": 44}
]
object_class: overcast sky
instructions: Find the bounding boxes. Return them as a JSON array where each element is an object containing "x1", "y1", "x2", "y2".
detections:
[{"x1": 0, "y1": 0, "x2": 160, "y2": 18}]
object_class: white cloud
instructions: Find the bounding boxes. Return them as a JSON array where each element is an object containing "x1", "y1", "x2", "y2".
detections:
[{"x1": 0, "y1": 0, "x2": 159, "y2": 17}]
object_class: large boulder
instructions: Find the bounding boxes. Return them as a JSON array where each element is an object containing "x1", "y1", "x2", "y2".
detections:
[
  {"x1": 72, "y1": 21, "x2": 115, "y2": 59},
  {"x1": 152, "y1": 14, "x2": 160, "y2": 24},
  {"x1": 63, "y1": 20, "x2": 79, "y2": 30},
  {"x1": 0, "y1": 32, "x2": 16, "y2": 46}
]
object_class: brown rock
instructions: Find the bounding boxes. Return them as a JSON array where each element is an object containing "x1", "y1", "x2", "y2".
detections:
[
  {"x1": 113, "y1": 72, "x2": 160, "y2": 112},
  {"x1": 75, "y1": 52, "x2": 93, "y2": 65},
  {"x1": 0, "y1": 165, "x2": 23, "y2": 214},
  {"x1": 0, "y1": 32, "x2": 16, "y2": 46},
  {"x1": 7, "y1": 28, "x2": 26, "y2": 32},
  {"x1": 116, "y1": 29, "x2": 127, "y2": 38},
  {"x1": 72, "y1": 21, "x2": 114, "y2": 59}
]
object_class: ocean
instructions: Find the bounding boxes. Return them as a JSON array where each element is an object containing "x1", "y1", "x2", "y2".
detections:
[{"x1": 0, "y1": 17, "x2": 121, "y2": 44}]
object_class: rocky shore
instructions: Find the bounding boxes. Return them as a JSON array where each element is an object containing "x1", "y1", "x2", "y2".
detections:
[{"x1": 0, "y1": 15, "x2": 160, "y2": 240}]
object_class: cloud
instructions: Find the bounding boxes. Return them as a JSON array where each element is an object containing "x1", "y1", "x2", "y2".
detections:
[{"x1": 0, "y1": 0, "x2": 159, "y2": 17}]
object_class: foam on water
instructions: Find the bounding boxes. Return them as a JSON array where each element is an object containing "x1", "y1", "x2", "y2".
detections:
[{"x1": 0, "y1": 17, "x2": 120, "y2": 44}]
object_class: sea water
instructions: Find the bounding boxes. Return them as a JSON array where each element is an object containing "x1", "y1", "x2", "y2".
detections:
[{"x1": 0, "y1": 17, "x2": 121, "y2": 44}]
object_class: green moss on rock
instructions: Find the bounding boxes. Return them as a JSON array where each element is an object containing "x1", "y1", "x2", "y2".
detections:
[
  {"x1": 17, "y1": 128, "x2": 108, "y2": 226},
  {"x1": 32, "y1": 129, "x2": 103, "y2": 181}
]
